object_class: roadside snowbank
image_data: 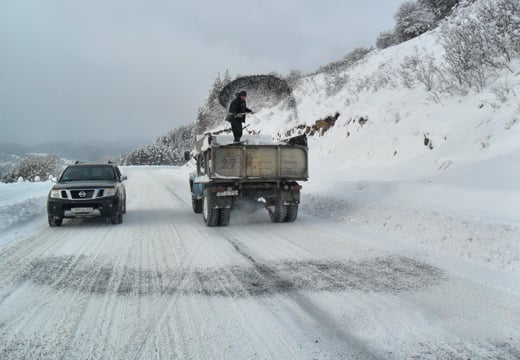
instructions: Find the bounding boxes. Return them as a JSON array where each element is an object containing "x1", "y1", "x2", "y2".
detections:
[{"x1": 0, "y1": 182, "x2": 50, "y2": 230}]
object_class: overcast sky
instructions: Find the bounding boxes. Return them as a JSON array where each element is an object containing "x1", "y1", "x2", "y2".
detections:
[{"x1": 0, "y1": 0, "x2": 403, "y2": 146}]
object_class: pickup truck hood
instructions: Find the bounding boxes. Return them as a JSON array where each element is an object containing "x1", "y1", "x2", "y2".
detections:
[{"x1": 52, "y1": 182, "x2": 116, "y2": 190}]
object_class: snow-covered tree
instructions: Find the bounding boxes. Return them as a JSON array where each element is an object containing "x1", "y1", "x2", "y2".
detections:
[
  {"x1": 9, "y1": 155, "x2": 61, "y2": 182},
  {"x1": 195, "y1": 72, "x2": 232, "y2": 134},
  {"x1": 421, "y1": 0, "x2": 461, "y2": 20},
  {"x1": 123, "y1": 123, "x2": 196, "y2": 166},
  {"x1": 394, "y1": 1, "x2": 436, "y2": 43},
  {"x1": 376, "y1": 30, "x2": 397, "y2": 49},
  {"x1": 440, "y1": 0, "x2": 520, "y2": 89}
]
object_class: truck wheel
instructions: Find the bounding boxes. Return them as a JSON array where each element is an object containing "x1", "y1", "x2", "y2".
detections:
[
  {"x1": 284, "y1": 204, "x2": 298, "y2": 222},
  {"x1": 192, "y1": 195, "x2": 203, "y2": 214},
  {"x1": 268, "y1": 203, "x2": 287, "y2": 223},
  {"x1": 203, "y1": 190, "x2": 219, "y2": 227},
  {"x1": 48, "y1": 216, "x2": 62, "y2": 227},
  {"x1": 219, "y1": 207, "x2": 231, "y2": 226}
]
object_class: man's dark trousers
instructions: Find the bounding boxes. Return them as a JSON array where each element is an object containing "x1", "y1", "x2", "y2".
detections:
[{"x1": 231, "y1": 119, "x2": 243, "y2": 142}]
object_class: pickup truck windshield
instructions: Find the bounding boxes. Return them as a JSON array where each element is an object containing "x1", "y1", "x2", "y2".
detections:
[{"x1": 60, "y1": 165, "x2": 116, "y2": 182}]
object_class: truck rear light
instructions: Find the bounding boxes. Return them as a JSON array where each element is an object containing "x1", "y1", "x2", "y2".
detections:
[
  {"x1": 210, "y1": 187, "x2": 226, "y2": 193},
  {"x1": 290, "y1": 184, "x2": 302, "y2": 190}
]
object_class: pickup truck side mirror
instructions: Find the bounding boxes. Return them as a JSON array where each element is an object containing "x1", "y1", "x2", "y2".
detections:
[
  {"x1": 121, "y1": 175, "x2": 128, "y2": 181},
  {"x1": 184, "y1": 151, "x2": 191, "y2": 161}
]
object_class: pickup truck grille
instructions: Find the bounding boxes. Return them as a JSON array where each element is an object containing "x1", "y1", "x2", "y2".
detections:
[
  {"x1": 70, "y1": 190, "x2": 95, "y2": 199},
  {"x1": 55, "y1": 189, "x2": 111, "y2": 200}
]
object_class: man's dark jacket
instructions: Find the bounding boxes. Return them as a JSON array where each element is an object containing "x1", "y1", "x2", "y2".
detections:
[{"x1": 227, "y1": 95, "x2": 252, "y2": 123}]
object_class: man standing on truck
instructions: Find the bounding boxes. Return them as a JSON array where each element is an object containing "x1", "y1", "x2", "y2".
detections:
[{"x1": 226, "y1": 90, "x2": 253, "y2": 143}]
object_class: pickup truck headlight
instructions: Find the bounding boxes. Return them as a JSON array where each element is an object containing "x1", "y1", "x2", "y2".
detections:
[
  {"x1": 104, "y1": 188, "x2": 116, "y2": 196},
  {"x1": 50, "y1": 190, "x2": 61, "y2": 198}
]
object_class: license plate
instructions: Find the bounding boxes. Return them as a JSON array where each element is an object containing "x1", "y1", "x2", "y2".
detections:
[
  {"x1": 72, "y1": 207, "x2": 93, "y2": 213},
  {"x1": 216, "y1": 190, "x2": 239, "y2": 197}
]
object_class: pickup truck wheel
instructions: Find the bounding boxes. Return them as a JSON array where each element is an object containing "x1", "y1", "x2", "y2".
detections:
[
  {"x1": 219, "y1": 207, "x2": 231, "y2": 226},
  {"x1": 48, "y1": 216, "x2": 62, "y2": 227},
  {"x1": 284, "y1": 204, "x2": 298, "y2": 222},
  {"x1": 192, "y1": 195, "x2": 203, "y2": 214},
  {"x1": 268, "y1": 203, "x2": 287, "y2": 223},
  {"x1": 203, "y1": 190, "x2": 219, "y2": 227},
  {"x1": 111, "y1": 212, "x2": 123, "y2": 224},
  {"x1": 111, "y1": 206, "x2": 123, "y2": 225}
]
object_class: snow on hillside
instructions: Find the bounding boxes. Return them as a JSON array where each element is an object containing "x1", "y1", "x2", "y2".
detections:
[{"x1": 249, "y1": 30, "x2": 519, "y2": 180}]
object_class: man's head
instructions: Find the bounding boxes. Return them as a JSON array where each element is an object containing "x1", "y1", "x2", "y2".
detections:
[{"x1": 239, "y1": 90, "x2": 247, "y2": 100}]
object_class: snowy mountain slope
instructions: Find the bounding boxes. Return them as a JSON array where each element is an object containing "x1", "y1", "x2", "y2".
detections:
[{"x1": 247, "y1": 30, "x2": 519, "y2": 181}]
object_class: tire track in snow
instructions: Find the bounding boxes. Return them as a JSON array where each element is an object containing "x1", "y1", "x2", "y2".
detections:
[{"x1": 223, "y1": 235, "x2": 383, "y2": 359}]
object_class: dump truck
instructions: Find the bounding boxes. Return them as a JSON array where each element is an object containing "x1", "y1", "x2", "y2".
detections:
[{"x1": 186, "y1": 134, "x2": 308, "y2": 227}]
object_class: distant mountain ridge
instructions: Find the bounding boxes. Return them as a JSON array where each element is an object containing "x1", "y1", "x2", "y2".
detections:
[{"x1": 0, "y1": 138, "x2": 149, "y2": 162}]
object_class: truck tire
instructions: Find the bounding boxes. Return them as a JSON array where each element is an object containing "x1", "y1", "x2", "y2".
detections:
[
  {"x1": 219, "y1": 207, "x2": 231, "y2": 226},
  {"x1": 268, "y1": 202, "x2": 287, "y2": 223},
  {"x1": 284, "y1": 204, "x2": 298, "y2": 222},
  {"x1": 192, "y1": 195, "x2": 203, "y2": 213},
  {"x1": 203, "y1": 189, "x2": 219, "y2": 227}
]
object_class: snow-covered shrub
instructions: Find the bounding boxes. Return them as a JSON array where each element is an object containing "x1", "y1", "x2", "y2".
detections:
[
  {"x1": 284, "y1": 70, "x2": 303, "y2": 88},
  {"x1": 376, "y1": 31, "x2": 397, "y2": 49},
  {"x1": 399, "y1": 50, "x2": 439, "y2": 91},
  {"x1": 10, "y1": 155, "x2": 61, "y2": 183},
  {"x1": 395, "y1": 1, "x2": 436, "y2": 43},
  {"x1": 372, "y1": 64, "x2": 397, "y2": 91},
  {"x1": 325, "y1": 73, "x2": 350, "y2": 96},
  {"x1": 440, "y1": 0, "x2": 520, "y2": 90},
  {"x1": 316, "y1": 47, "x2": 373, "y2": 75}
]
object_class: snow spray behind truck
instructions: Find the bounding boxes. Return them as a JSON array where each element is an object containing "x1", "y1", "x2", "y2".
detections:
[{"x1": 186, "y1": 134, "x2": 308, "y2": 227}]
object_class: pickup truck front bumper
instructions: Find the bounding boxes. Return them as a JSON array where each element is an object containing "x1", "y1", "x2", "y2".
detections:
[{"x1": 47, "y1": 196, "x2": 120, "y2": 219}]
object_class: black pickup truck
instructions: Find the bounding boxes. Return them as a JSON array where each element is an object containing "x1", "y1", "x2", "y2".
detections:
[{"x1": 47, "y1": 163, "x2": 127, "y2": 226}]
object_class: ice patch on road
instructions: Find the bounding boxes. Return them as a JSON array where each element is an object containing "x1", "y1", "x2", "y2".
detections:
[{"x1": 16, "y1": 254, "x2": 446, "y2": 297}]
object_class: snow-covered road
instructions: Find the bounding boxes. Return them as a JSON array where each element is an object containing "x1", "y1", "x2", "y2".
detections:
[{"x1": 0, "y1": 167, "x2": 519, "y2": 359}]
